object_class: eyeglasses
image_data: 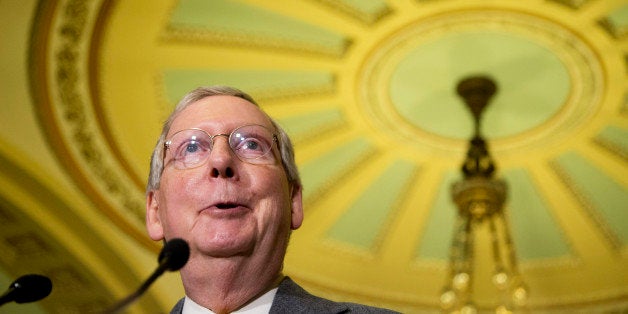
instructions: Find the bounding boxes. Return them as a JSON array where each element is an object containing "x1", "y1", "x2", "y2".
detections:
[{"x1": 164, "y1": 124, "x2": 278, "y2": 169}]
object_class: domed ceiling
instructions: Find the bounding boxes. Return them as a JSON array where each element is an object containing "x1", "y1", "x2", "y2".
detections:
[{"x1": 0, "y1": 0, "x2": 627, "y2": 313}]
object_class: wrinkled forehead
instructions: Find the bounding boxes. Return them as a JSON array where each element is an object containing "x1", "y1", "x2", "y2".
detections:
[{"x1": 168, "y1": 95, "x2": 274, "y2": 137}]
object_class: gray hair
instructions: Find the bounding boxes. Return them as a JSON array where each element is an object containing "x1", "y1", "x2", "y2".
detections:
[{"x1": 146, "y1": 85, "x2": 301, "y2": 194}]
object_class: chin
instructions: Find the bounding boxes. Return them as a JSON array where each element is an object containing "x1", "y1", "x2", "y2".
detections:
[{"x1": 195, "y1": 237, "x2": 255, "y2": 258}]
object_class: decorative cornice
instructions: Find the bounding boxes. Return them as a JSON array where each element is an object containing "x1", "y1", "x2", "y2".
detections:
[{"x1": 29, "y1": 0, "x2": 155, "y2": 250}]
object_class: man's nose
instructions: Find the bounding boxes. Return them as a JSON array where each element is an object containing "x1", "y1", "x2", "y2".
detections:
[{"x1": 209, "y1": 135, "x2": 235, "y2": 178}]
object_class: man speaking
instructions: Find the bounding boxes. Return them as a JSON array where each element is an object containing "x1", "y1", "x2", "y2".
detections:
[{"x1": 145, "y1": 86, "x2": 398, "y2": 314}]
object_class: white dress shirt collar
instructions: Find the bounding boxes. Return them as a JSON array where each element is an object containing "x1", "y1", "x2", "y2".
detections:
[{"x1": 182, "y1": 288, "x2": 278, "y2": 314}]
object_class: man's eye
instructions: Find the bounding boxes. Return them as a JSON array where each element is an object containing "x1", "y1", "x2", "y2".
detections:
[
  {"x1": 243, "y1": 140, "x2": 261, "y2": 151},
  {"x1": 186, "y1": 141, "x2": 200, "y2": 153},
  {"x1": 237, "y1": 138, "x2": 268, "y2": 153},
  {"x1": 176, "y1": 140, "x2": 207, "y2": 158}
]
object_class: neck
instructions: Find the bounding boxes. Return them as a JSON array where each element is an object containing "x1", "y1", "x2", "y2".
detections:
[{"x1": 180, "y1": 255, "x2": 283, "y2": 314}]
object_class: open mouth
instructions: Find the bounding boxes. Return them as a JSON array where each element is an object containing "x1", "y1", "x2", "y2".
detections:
[
  {"x1": 201, "y1": 202, "x2": 249, "y2": 217},
  {"x1": 215, "y1": 203, "x2": 239, "y2": 209}
]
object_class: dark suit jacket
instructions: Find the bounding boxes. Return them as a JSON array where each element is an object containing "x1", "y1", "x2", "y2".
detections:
[{"x1": 170, "y1": 277, "x2": 399, "y2": 313}]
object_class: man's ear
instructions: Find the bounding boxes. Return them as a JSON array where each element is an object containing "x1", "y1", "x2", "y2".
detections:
[
  {"x1": 290, "y1": 185, "x2": 304, "y2": 230},
  {"x1": 146, "y1": 190, "x2": 165, "y2": 241}
]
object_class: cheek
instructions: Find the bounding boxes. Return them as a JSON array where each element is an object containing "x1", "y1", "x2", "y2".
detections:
[
  {"x1": 161, "y1": 170, "x2": 205, "y2": 201},
  {"x1": 251, "y1": 170, "x2": 293, "y2": 229},
  {"x1": 158, "y1": 171, "x2": 206, "y2": 233}
]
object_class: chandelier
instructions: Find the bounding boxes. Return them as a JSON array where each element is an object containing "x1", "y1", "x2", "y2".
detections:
[{"x1": 440, "y1": 76, "x2": 528, "y2": 313}]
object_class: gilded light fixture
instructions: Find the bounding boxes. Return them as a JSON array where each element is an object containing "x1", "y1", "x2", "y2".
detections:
[{"x1": 440, "y1": 76, "x2": 528, "y2": 313}]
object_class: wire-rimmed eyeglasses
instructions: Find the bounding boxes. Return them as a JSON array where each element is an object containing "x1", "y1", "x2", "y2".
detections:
[{"x1": 164, "y1": 124, "x2": 278, "y2": 169}]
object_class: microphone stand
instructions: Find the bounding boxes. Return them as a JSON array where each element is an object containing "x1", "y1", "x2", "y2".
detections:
[
  {"x1": 102, "y1": 238, "x2": 189, "y2": 314},
  {"x1": 102, "y1": 262, "x2": 169, "y2": 314}
]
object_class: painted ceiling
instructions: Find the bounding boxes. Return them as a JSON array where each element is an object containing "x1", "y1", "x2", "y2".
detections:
[{"x1": 0, "y1": 0, "x2": 627, "y2": 313}]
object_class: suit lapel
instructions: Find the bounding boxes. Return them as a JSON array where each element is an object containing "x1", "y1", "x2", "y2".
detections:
[{"x1": 270, "y1": 277, "x2": 349, "y2": 313}]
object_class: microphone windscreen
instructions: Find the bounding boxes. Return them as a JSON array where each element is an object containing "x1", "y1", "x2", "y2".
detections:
[
  {"x1": 158, "y1": 238, "x2": 190, "y2": 271},
  {"x1": 12, "y1": 274, "x2": 53, "y2": 303}
]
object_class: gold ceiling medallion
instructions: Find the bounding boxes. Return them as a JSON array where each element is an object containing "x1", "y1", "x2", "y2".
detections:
[
  {"x1": 441, "y1": 76, "x2": 527, "y2": 313},
  {"x1": 358, "y1": 9, "x2": 603, "y2": 156}
]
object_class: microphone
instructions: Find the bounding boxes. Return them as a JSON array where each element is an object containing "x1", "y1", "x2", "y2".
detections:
[
  {"x1": 0, "y1": 274, "x2": 52, "y2": 307},
  {"x1": 158, "y1": 238, "x2": 189, "y2": 272},
  {"x1": 103, "y1": 238, "x2": 190, "y2": 313}
]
